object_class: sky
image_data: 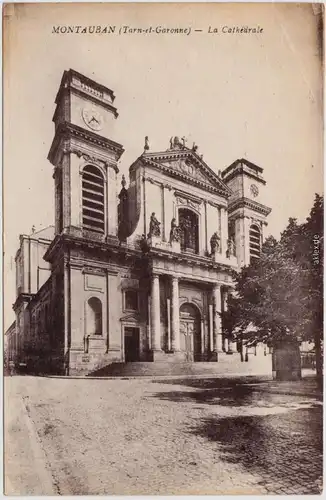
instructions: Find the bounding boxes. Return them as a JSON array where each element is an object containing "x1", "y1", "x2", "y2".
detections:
[{"x1": 3, "y1": 3, "x2": 323, "y2": 329}]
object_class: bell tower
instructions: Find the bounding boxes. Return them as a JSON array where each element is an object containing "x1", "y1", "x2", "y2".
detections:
[
  {"x1": 221, "y1": 158, "x2": 271, "y2": 267},
  {"x1": 48, "y1": 69, "x2": 124, "y2": 240}
]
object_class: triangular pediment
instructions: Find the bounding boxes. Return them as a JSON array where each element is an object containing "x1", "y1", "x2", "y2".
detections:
[
  {"x1": 120, "y1": 312, "x2": 139, "y2": 323},
  {"x1": 140, "y1": 149, "x2": 231, "y2": 197}
]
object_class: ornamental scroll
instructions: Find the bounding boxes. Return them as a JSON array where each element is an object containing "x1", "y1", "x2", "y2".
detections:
[{"x1": 175, "y1": 195, "x2": 201, "y2": 212}]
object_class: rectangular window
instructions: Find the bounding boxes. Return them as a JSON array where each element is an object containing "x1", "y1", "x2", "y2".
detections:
[{"x1": 125, "y1": 290, "x2": 138, "y2": 311}]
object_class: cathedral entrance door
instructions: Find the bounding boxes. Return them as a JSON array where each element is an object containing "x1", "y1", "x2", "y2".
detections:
[
  {"x1": 179, "y1": 302, "x2": 202, "y2": 362},
  {"x1": 124, "y1": 327, "x2": 140, "y2": 362},
  {"x1": 180, "y1": 321, "x2": 194, "y2": 362}
]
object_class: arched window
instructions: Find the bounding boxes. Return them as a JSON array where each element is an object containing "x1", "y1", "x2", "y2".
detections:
[
  {"x1": 86, "y1": 297, "x2": 103, "y2": 335},
  {"x1": 249, "y1": 224, "x2": 261, "y2": 263},
  {"x1": 179, "y1": 208, "x2": 199, "y2": 254},
  {"x1": 82, "y1": 165, "x2": 105, "y2": 233}
]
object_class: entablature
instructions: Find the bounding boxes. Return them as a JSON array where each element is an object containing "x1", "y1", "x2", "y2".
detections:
[
  {"x1": 228, "y1": 197, "x2": 271, "y2": 217},
  {"x1": 48, "y1": 122, "x2": 124, "y2": 168}
]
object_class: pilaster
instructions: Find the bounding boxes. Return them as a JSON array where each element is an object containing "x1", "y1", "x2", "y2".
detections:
[
  {"x1": 213, "y1": 284, "x2": 223, "y2": 354},
  {"x1": 171, "y1": 276, "x2": 180, "y2": 351}
]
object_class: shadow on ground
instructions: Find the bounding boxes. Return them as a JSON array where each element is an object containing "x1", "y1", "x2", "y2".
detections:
[
  {"x1": 189, "y1": 407, "x2": 322, "y2": 494},
  {"x1": 149, "y1": 377, "x2": 323, "y2": 494},
  {"x1": 150, "y1": 376, "x2": 323, "y2": 403}
]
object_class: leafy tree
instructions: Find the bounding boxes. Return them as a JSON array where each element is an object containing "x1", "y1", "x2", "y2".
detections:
[{"x1": 222, "y1": 194, "x2": 323, "y2": 382}]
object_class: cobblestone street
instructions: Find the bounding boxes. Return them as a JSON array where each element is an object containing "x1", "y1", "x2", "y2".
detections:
[{"x1": 5, "y1": 375, "x2": 323, "y2": 495}]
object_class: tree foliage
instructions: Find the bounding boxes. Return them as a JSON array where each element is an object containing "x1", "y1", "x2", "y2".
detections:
[{"x1": 223, "y1": 194, "x2": 323, "y2": 352}]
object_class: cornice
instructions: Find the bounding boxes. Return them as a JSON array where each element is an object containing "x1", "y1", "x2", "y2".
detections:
[
  {"x1": 228, "y1": 197, "x2": 272, "y2": 217},
  {"x1": 130, "y1": 147, "x2": 232, "y2": 195},
  {"x1": 55, "y1": 69, "x2": 117, "y2": 112},
  {"x1": 222, "y1": 164, "x2": 266, "y2": 185},
  {"x1": 174, "y1": 189, "x2": 203, "y2": 205},
  {"x1": 222, "y1": 158, "x2": 264, "y2": 177},
  {"x1": 149, "y1": 246, "x2": 237, "y2": 273},
  {"x1": 48, "y1": 122, "x2": 124, "y2": 167},
  {"x1": 139, "y1": 156, "x2": 231, "y2": 198},
  {"x1": 43, "y1": 232, "x2": 144, "y2": 264},
  {"x1": 82, "y1": 266, "x2": 106, "y2": 276},
  {"x1": 43, "y1": 231, "x2": 239, "y2": 276}
]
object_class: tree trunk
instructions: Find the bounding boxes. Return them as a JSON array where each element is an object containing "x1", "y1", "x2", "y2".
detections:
[
  {"x1": 314, "y1": 330, "x2": 323, "y2": 388},
  {"x1": 239, "y1": 337, "x2": 244, "y2": 362}
]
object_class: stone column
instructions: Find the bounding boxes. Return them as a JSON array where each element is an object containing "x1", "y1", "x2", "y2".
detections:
[
  {"x1": 167, "y1": 298, "x2": 171, "y2": 351},
  {"x1": 147, "y1": 295, "x2": 152, "y2": 350},
  {"x1": 171, "y1": 276, "x2": 180, "y2": 351},
  {"x1": 213, "y1": 285, "x2": 223, "y2": 354},
  {"x1": 151, "y1": 274, "x2": 161, "y2": 351}
]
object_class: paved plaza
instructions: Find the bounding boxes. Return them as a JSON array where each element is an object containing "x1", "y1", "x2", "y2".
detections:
[{"x1": 5, "y1": 374, "x2": 323, "y2": 495}]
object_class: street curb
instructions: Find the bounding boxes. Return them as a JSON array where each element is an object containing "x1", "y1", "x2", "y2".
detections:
[
  {"x1": 19, "y1": 397, "x2": 58, "y2": 495},
  {"x1": 41, "y1": 373, "x2": 273, "y2": 381}
]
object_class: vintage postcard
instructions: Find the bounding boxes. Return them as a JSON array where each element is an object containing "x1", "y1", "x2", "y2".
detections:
[{"x1": 3, "y1": 2, "x2": 323, "y2": 496}]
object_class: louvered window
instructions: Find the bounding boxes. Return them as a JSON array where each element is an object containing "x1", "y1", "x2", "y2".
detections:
[
  {"x1": 82, "y1": 165, "x2": 105, "y2": 233},
  {"x1": 249, "y1": 224, "x2": 261, "y2": 263}
]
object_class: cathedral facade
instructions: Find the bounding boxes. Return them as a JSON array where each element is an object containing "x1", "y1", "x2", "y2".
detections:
[{"x1": 8, "y1": 70, "x2": 271, "y2": 375}]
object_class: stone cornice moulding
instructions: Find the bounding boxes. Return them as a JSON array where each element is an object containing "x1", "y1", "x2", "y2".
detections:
[
  {"x1": 145, "y1": 176, "x2": 163, "y2": 188},
  {"x1": 150, "y1": 247, "x2": 239, "y2": 273},
  {"x1": 48, "y1": 122, "x2": 124, "y2": 168},
  {"x1": 175, "y1": 194, "x2": 202, "y2": 212},
  {"x1": 174, "y1": 189, "x2": 202, "y2": 205},
  {"x1": 120, "y1": 312, "x2": 141, "y2": 323},
  {"x1": 145, "y1": 176, "x2": 177, "y2": 192},
  {"x1": 43, "y1": 232, "x2": 143, "y2": 263},
  {"x1": 208, "y1": 200, "x2": 228, "y2": 210},
  {"x1": 54, "y1": 69, "x2": 117, "y2": 117},
  {"x1": 138, "y1": 155, "x2": 231, "y2": 199},
  {"x1": 82, "y1": 266, "x2": 106, "y2": 276},
  {"x1": 141, "y1": 148, "x2": 232, "y2": 195},
  {"x1": 228, "y1": 197, "x2": 272, "y2": 217}
]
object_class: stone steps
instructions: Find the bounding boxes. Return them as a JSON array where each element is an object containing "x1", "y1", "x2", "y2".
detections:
[{"x1": 88, "y1": 355, "x2": 272, "y2": 377}]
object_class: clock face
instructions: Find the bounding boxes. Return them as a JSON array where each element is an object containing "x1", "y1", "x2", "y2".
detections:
[
  {"x1": 250, "y1": 184, "x2": 259, "y2": 198},
  {"x1": 81, "y1": 107, "x2": 104, "y2": 131}
]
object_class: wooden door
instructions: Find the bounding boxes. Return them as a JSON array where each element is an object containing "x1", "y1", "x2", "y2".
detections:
[
  {"x1": 124, "y1": 327, "x2": 140, "y2": 362},
  {"x1": 180, "y1": 320, "x2": 194, "y2": 362}
]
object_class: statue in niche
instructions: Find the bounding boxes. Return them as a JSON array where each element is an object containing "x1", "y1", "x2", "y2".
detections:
[
  {"x1": 148, "y1": 212, "x2": 161, "y2": 237},
  {"x1": 210, "y1": 232, "x2": 220, "y2": 254},
  {"x1": 226, "y1": 237, "x2": 236, "y2": 258},
  {"x1": 169, "y1": 218, "x2": 181, "y2": 243}
]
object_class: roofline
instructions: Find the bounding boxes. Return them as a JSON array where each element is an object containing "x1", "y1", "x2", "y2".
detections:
[
  {"x1": 55, "y1": 69, "x2": 116, "y2": 105},
  {"x1": 222, "y1": 158, "x2": 264, "y2": 178},
  {"x1": 129, "y1": 148, "x2": 233, "y2": 197}
]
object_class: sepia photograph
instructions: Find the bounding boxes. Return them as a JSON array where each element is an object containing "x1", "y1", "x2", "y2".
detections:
[{"x1": 3, "y1": 2, "x2": 324, "y2": 496}]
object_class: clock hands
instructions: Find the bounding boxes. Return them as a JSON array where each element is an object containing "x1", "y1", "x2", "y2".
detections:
[
  {"x1": 82, "y1": 108, "x2": 103, "y2": 130},
  {"x1": 89, "y1": 115, "x2": 100, "y2": 125}
]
